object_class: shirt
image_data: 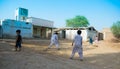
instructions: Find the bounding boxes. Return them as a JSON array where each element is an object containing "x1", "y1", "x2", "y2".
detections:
[
  {"x1": 51, "y1": 34, "x2": 58, "y2": 41},
  {"x1": 73, "y1": 34, "x2": 82, "y2": 47},
  {"x1": 16, "y1": 34, "x2": 22, "y2": 43}
]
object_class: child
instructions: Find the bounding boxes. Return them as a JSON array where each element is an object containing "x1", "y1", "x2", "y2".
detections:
[
  {"x1": 94, "y1": 35, "x2": 99, "y2": 47},
  {"x1": 48, "y1": 32, "x2": 60, "y2": 50},
  {"x1": 15, "y1": 30, "x2": 22, "y2": 51},
  {"x1": 88, "y1": 36, "x2": 93, "y2": 46},
  {"x1": 70, "y1": 30, "x2": 83, "y2": 61}
]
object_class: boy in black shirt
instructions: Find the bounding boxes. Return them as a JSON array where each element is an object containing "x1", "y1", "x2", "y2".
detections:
[{"x1": 15, "y1": 30, "x2": 22, "y2": 51}]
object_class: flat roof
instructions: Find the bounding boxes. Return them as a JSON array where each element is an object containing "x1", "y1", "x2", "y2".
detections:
[
  {"x1": 54, "y1": 26, "x2": 98, "y2": 32},
  {"x1": 27, "y1": 17, "x2": 54, "y2": 28}
]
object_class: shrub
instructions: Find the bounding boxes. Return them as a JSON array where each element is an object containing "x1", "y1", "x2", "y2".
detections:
[{"x1": 111, "y1": 21, "x2": 120, "y2": 39}]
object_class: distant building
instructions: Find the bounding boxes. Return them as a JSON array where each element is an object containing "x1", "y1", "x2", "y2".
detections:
[
  {"x1": 54, "y1": 27, "x2": 98, "y2": 41},
  {"x1": 101, "y1": 28, "x2": 114, "y2": 41},
  {"x1": 27, "y1": 17, "x2": 54, "y2": 38},
  {"x1": 0, "y1": 7, "x2": 54, "y2": 38}
]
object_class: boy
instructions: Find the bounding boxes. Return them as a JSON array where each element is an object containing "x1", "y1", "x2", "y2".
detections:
[
  {"x1": 70, "y1": 30, "x2": 83, "y2": 61},
  {"x1": 94, "y1": 35, "x2": 99, "y2": 47},
  {"x1": 48, "y1": 32, "x2": 60, "y2": 50},
  {"x1": 15, "y1": 30, "x2": 22, "y2": 51},
  {"x1": 88, "y1": 36, "x2": 93, "y2": 46}
]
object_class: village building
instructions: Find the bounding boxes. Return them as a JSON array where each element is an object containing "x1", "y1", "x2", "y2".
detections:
[
  {"x1": 0, "y1": 7, "x2": 54, "y2": 38},
  {"x1": 54, "y1": 27, "x2": 99, "y2": 41},
  {"x1": 26, "y1": 17, "x2": 54, "y2": 38},
  {"x1": 101, "y1": 28, "x2": 115, "y2": 41},
  {"x1": 0, "y1": 7, "x2": 104, "y2": 41}
]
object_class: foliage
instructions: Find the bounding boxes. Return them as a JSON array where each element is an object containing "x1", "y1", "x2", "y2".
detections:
[
  {"x1": 66, "y1": 15, "x2": 89, "y2": 27},
  {"x1": 111, "y1": 21, "x2": 120, "y2": 39}
]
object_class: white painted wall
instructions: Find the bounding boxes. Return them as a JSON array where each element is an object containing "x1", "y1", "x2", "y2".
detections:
[
  {"x1": 87, "y1": 30, "x2": 98, "y2": 40},
  {"x1": 27, "y1": 17, "x2": 54, "y2": 28},
  {"x1": 66, "y1": 30, "x2": 87, "y2": 41}
]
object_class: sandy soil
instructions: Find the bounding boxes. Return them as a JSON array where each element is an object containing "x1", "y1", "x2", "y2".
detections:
[{"x1": 0, "y1": 39, "x2": 120, "y2": 69}]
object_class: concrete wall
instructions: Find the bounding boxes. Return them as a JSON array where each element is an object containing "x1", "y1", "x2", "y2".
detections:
[
  {"x1": 59, "y1": 30, "x2": 66, "y2": 39},
  {"x1": 65, "y1": 29, "x2": 97, "y2": 41},
  {"x1": 27, "y1": 17, "x2": 54, "y2": 38},
  {"x1": 27, "y1": 17, "x2": 54, "y2": 28},
  {"x1": 101, "y1": 28, "x2": 115, "y2": 41},
  {"x1": 66, "y1": 30, "x2": 88, "y2": 41},
  {"x1": 33, "y1": 26, "x2": 53, "y2": 39},
  {"x1": 33, "y1": 26, "x2": 41, "y2": 38},
  {"x1": 87, "y1": 29, "x2": 98, "y2": 40},
  {"x1": 1, "y1": 19, "x2": 33, "y2": 38}
]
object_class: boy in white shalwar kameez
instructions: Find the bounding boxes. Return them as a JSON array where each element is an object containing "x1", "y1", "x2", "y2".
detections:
[
  {"x1": 48, "y1": 32, "x2": 60, "y2": 50},
  {"x1": 94, "y1": 35, "x2": 99, "y2": 47},
  {"x1": 70, "y1": 30, "x2": 83, "y2": 61}
]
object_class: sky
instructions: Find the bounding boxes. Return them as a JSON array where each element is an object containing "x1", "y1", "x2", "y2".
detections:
[{"x1": 0, "y1": 0, "x2": 120, "y2": 31}]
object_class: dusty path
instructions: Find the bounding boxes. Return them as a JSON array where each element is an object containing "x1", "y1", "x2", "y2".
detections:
[{"x1": 0, "y1": 39, "x2": 120, "y2": 69}]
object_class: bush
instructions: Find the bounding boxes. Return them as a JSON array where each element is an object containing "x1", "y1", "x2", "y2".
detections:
[{"x1": 111, "y1": 21, "x2": 120, "y2": 39}]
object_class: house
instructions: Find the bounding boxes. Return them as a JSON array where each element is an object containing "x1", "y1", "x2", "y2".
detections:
[
  {"x1": 26, "y1": 17, "x2": 54, "y2": 38},
  {"x1": 54, "y1": 27, "x2": 98, "y2": 41},
  {"x1": 0, "y1": 7, "x2": 54, "y2": 39},
  {"x1": 0, "y1": 18, "x2": 54, "y2": 38},
  {"x1": 101, "y1": 28, "x2": 114, "y2": 41}
]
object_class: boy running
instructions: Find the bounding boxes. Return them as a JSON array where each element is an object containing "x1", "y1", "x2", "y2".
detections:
[{"x1": 48, "y1": 32, "x2": 60, "y2": 50}]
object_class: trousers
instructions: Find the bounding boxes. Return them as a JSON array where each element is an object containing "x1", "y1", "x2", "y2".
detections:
[{"x1": 70, "y1": 46, "x2": 83, "y2": 59}]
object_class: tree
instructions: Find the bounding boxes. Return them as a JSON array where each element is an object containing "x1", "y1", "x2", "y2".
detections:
[
  {"x1": 111, "y1": 21, "x2": 120, "y2": 39},
  {"x1": 66, "y1": 15, "x2": 89, "y2": 27}
]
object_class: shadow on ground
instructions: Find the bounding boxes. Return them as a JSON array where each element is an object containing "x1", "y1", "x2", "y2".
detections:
[{"x1": 0, "y1": 39, "x2": 120, "y2": 69}]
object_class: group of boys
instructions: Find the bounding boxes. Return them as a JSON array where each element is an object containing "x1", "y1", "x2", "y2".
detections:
[{"x1": 15, "y1": 29, "x2": 83, "y2": 61}]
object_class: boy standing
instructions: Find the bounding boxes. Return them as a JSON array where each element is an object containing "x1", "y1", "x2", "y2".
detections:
[
  {"x1": 88, "y1": 36, "x2": 93, "y2": 46},
  {"x1": 94, "y1": 35, "x2": 99, "y2": 47},
  {"x1": 70, "y1": 30, "x2": 83, "y2": 61},
  {"x1": 15, "y1": 30, "x2": 22, "y2": 51},
  {"x1": 48, "y1": 32, "x2": 60, "y2": 50}
]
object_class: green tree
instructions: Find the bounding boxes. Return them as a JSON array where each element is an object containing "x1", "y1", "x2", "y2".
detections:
[
  {"x1": 66, "y1": 15, "x2": 89, "y2": 27},
  {"x1": 111, "y1": 21, "x2": 120, "y2": 39}
]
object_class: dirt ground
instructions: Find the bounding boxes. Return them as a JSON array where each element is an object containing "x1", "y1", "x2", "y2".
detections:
[{"x1": 0, "y1": 39, "x2": 120, "y2": 69}]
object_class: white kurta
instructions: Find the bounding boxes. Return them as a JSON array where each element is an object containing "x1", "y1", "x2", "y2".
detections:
[
  {"x1": 70, "y1": 34, "x2": 83, "y2": 59},
  {"x1": 94, "y1": 36, "x2": 99, "y2": 47},
  {"x1": 49, "y1": 34, "x2": 59, "y2": 48}
]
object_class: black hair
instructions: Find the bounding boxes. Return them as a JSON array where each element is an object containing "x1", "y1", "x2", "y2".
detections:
[
  {"x1": 55, "y1": 32, "x2": 58, "y2": 34},
  {"x1": 16, "y1": 30, "x2": 21, "y2": 33},
  {"x1": 54, "y1": 31, "x2": 58, "y2": 34},
  {"x1": 77, "y1": 30, "x2": 81, "y2": 35}
]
